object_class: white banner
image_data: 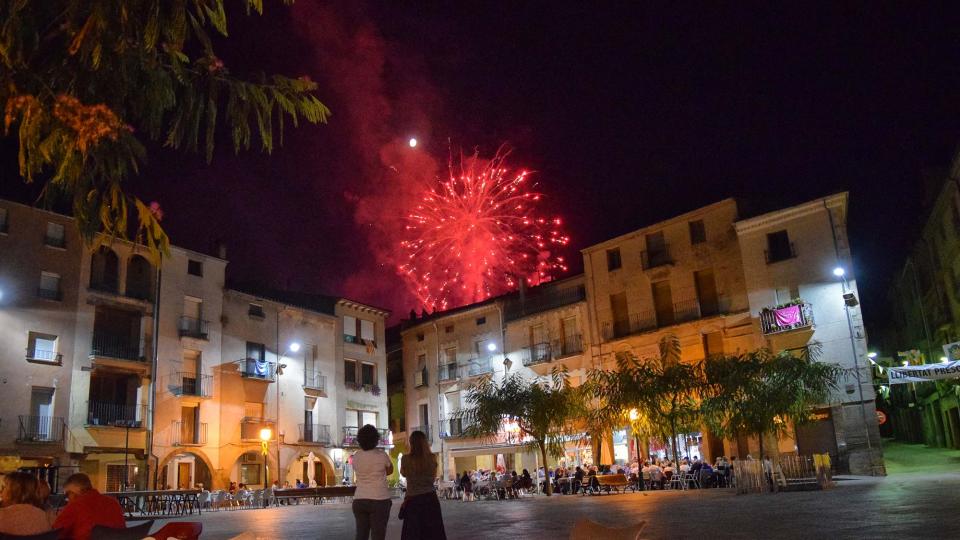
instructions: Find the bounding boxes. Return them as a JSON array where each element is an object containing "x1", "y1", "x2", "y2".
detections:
[{"x1": 887, "y1": 360, "x2": 960, "y2": 385}]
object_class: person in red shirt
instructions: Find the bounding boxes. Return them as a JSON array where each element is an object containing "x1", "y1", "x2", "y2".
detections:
[{"x1": 53, "y1": 473, "x2": 126, "y2": 540}]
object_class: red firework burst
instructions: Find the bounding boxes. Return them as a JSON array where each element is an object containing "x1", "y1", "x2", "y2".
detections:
[{"x1": 399, "y1": 147, "x2": 570, "y2": 311}]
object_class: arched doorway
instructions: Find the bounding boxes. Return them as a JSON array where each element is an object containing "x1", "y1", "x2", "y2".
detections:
[
  {"x1": 160, "y1": 452, "x2": 212, "y2": 490},
  {"x1": 289, "y1": 453, "x2": 336, "y2": 487}
]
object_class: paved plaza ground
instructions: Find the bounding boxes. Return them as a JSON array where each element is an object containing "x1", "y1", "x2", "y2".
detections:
[{"x1": 155, "y1": 442, "x2": 960, "y2": 539}]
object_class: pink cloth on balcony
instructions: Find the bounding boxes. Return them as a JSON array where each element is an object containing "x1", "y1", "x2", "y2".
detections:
[{"x1": 773, "y1": 305, "x2": 802, "y2": 326}]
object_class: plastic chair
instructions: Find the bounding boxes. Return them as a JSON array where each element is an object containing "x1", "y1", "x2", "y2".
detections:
[
  {"x1": 90, "y1": 520, "x2": 154, "y2": 540},
  {"x1": 569, "y1": 519, "x2": 646, "y2": 540},
  {"x1": 149, "y1": 522, "x2": 202, "y2": 540}
]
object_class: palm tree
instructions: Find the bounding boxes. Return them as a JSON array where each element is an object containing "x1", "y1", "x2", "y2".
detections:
[
  {"x1": 453, "y1": 367, "x2": 586, "y2": 496},
  {"x1": 700, "y1": 344, "x2": 841, "y2": 459},
  {"x1": 588, "y1": 335, "x2": 703, "y2": 463}
]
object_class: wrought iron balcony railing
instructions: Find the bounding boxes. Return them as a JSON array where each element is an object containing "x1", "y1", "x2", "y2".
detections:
[
  {"x1": 91, "y1": 335, "x2": 144, "y2": 361},
  {"x1": 170, "y1": 372, "x2": 212, "y2": 397},
  {"x1": 464, "y1": 357, "x2": 493, "y2": 377},
  {"x1": 178, "y1": 316, "x2": 209, "y2": 339},
  {"x1": 521, "y1": 342, "x2": 552, "y2": 367},
  {"x1": 760, "y1": 302, "x2": 815, "y2": 335},
  {"x1": 237, "y1": 358, "x2": 276, "y2": 381},
  {"x1": 342, "y1": 426, "x2": 390, "y2": 447},
  {"x1": 641, "y1": 245, "x2": 673, "y2": 270},
  {"x1": 438, "y1": 363, "x2": 459, "y2": 382},
  {"x1": 553, "y1": 334, "x2": 583, "y2": 358},
  {"x1": 26, "y1": 348, "x2": 62, "y2": 364},
  {"x1": 86, "y1": 401, "x2": 146, "y2": 428},
  {"x1": 304, "y1": 370, "x2": 327, "y2": 392},
  {"x1": 17, "y1": 415, "x2": 65, "y2": 443},
  {"x1": 172, "y1": 421, "x2": 208, "y2": 446},
  {"x1": 299, "y1": 423, "x2": 331, "y2": 444},
  {"x1": 440, "y1": 418, "x2": 467, "y2": 439}
]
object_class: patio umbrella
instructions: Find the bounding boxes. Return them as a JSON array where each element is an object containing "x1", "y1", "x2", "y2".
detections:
[{"x1": 307, "y1": 452, "x2": 317, "y2": 487}]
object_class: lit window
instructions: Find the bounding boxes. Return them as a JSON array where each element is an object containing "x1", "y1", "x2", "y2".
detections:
[{"x1": 27, "y1": 332, "x2": 59, "y2": 363}]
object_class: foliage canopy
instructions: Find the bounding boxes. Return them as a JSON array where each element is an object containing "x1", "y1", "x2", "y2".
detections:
[{"x1": 1, "y1": 0, "x2": 330, "y2": 259}]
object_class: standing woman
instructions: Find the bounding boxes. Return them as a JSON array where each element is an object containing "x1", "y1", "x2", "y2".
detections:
[
  {"x1": 400, "y1": 430, "x2": 447, "y2": 539},
  {"x1": 351, "y1": 424, "x2": 394, "y2": 540}
]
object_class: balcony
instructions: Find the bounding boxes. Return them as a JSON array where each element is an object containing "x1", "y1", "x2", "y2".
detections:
[
  {"x1": 86, "y1": 401, "x2": 146, "y2": 428},
  {"x1": 172, "y1": 421, "x2": 208, "y2": 446},
  {"x1": 438, "y1": 363, "x2": 459, "y2": 383},
  {"x1": 463, "y1": 357, "x2": 493, "y2": 377},
  {"x1": 760, "y1": 302, "x2": 815, "y2": 335},
  {"x1": 602, "y1": 298, "x2": 732, "y2": 341},
  {"x1": 299, "y1": 424, "x2": 332, "y2": 445},
  {"x1": 178, "y1": 316, "x2": 209, "y2": 340},
  {"x1": 765, "y1": 242, "x2": 797, "y2": 264},
  {"x1": 240, "y1": 417, "x2": 276, "y2": 441},
  {"x1": 304, "y1": 370, "x2": 327, "y2": 393},
  {"x1": 414, "y1": 367, "x2": 428, "y2": 388},
  {"x1": 170, "y1": 372, "x2": 212, "y2": 398},
  {"x1": 91, "y1": 335, "x2": 144, "y2": 362},
  {"x1": 89, "y1": 278, "x2": 120, "y2": 295},
  {"x1": 26, "y1": 348, "x2": 62, "y2": 365},
  {"x1": 522, "y1": 342, "x2": 552, "y2": 367},
  {"x1": 236, "y1": 359, "x2": 276, "y2": 381},
  {"x1": 36, "y1": 287, "x2": 62, "y2": 301},
  {"x1": 17, "y1": 416, "x2": 65, "y2": 444},
  {"x1": 440, "y1": 418, "x2": 467, "y2": 439},
  {"x1": 342, "y1": 426, "x2": 391, "y2": 447},
  {"x1": 552, "y1": 334, "x2": 583, "y2": 359},
  {"x1": 641, "y1": 246, "x2": 673, "y2": 270},
  {"x1": 410, "y1": 425, "x2": 432, "y2": 443}
]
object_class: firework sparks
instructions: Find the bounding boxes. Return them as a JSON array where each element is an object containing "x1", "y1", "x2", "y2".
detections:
[{"x1": 399, "y1": 146, "x2": 570, "y2": 311}]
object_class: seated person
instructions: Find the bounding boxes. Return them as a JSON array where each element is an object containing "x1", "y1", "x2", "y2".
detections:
[{"x1": 53, "y1": 473, "x2": 125, "y2": 540}]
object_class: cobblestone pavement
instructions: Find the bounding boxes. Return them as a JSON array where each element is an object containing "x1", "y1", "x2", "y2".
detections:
[{"x1": 156, "y1": 471, "x2": 960, "y2": 540}]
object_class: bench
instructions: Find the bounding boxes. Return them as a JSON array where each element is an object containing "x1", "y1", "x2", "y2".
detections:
[
  {"x1": 584, "y1": 474, "x2": 633, "y2": 495},
  {"x1": 273, "y1": 486, "x2": 357, "y2": 505}
]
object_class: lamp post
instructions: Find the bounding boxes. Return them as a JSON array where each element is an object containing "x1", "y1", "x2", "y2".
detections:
[
  {"x1": 260, "y1": 427, "x2": 272, "y2": 488},
  {"x1": 833, "y1": 267, "x2": 873, "y2": 451}
]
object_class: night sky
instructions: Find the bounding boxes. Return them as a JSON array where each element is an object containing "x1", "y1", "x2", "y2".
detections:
[{"x1": 4, "y1": 3, "x2": 960, "y2": 335}]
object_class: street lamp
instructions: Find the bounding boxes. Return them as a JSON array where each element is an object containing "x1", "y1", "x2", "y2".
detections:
[
  {"x1": 833, "y1": 267, "x2": 846, "y2": 278},
  {"x1": 260, "y1": 427, "x2": 272, "y2": 487}
]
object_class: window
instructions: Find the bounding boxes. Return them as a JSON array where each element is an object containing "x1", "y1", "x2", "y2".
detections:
[
  {"x1": 240, "y1": 463, "x2": 262, "y2": 485},
  {"x1": 246, "y1": 341, "x2": 265, "y2": 362},
  {"x1": 187, "y1": 259, "x2": 203, "y2": 277},
  {"x1": 610, "y1": 292, "x2": 629, "y2": 337},
  {"x1": 606, "y1": 248, "x2": 622, "y2": 271},
  {"x1": 343, "y1": 316, "x2": 357, "y2": 343},
  {"x1": 444, "y1": 325, "x2": 454, "y2": 333},
  {"x1": 45, "y1": 222, "x2": 65, "y2": 248},
  {"x1": 38, "y1": 271, "x2": 61, "y2": 300},
  {"x1": 345, "y1": 409, "x2": 379, "y2": 429},
  {"x1": 765, "y1": 230, "x2": 795, "y2": 263},
  {"x1": 0, "y1": 207, "x2": 7, "y2": 233},
  {"x1": 360, "y1": 319, "x2": 375, "y2": 342},
  {"x1": 476, "y1": 316, "x2": 486, "y2": 326},
  {"x1": 644, "y1": 232, "x2": 670, "y2": 268},
  {"x1": 689, "y1": 220, "x2": 706, "y2": 245},
  {"x1": 345, "y1": 359, "x2": 358, "y2": 385},
  {"x1": 248, "y1": 303, "x2": 265, "y2": 318},
  {"x1": 27, "y1": 332, "x2": 59, "y2": 363},
  {"x1": 694, "y1": 269, "x2": 720, "y2": 316},
  {"x1": 416, "y1": 333, "x2": 425, "y2": 342},
  {"x1": 415, "y1": 354, "x2": 427, "y2": 387},
  {"x1": 361, "y1": 362, "x2": 376, "y2": 386}
]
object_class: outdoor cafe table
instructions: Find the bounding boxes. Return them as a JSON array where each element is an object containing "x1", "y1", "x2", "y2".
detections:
[{"x1": 107, "y1": 489, "x2": 201, "y2": 518}]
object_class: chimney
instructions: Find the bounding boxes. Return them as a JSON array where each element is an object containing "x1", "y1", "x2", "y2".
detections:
[{"x1": 216, "y1": 241, "x2": 227, "y2": 260}]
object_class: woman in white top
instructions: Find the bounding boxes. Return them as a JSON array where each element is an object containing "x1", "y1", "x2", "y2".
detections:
[{"x1": 351, "y1": 424, "x2": 394, "y2": 540}]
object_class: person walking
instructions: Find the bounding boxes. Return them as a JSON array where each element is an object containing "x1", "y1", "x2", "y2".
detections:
[
  {"x1": 0, "y1": 472, "x2": 53, "y2": 536},
  {"x1": 351, "y1": 424, "x2": 394, "y2": 540},
  {"x1": 399, "y1": 430, "x2": 446, "y2": 539},
  {"x1": 459, "y1": 471, "x2": 473, "y2": 502}
]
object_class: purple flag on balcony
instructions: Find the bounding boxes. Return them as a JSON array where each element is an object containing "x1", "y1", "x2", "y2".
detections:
[{"x1": 773, "y1": 305, "x2": 801, "y2": 327}]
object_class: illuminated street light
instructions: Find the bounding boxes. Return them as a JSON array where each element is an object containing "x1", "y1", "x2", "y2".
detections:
[
  {"x1": 408, "y1": 137, "x2": 418, "y2": 148},
  {"x1": 833, "y1": 267, "x2": 845, "y2": 277},
  {"x1": 487, "y1": 342, "x2": 497, "y2": 352},
  {"x1": 867, "y1": 352, "x2": 877, "y2": 359},
  {"x1": 288, "y1": 342, "x2": 301, "y2": 353},
  {"x1": 260, "y1": 427, "x2": 272, "y2": 442},
  {"x1": 628, "y1": 409, "x2": 639, "y2": 421}
]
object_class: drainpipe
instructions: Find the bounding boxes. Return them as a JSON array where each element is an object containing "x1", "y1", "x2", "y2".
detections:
[{"x1": 147, "y1": 259, "x2": 162, "y2": 489}]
